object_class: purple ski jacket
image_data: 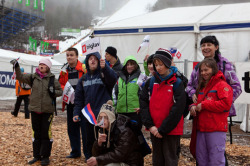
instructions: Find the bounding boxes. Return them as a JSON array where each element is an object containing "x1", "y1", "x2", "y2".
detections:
[{"x1": 186, "y1": 54, "x2": 242, "y2": 116}]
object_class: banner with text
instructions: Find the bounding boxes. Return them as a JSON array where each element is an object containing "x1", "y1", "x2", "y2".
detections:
[
  {"x1": 0, "y1": 71, "x2": 15, "y2": 89},
  {"x1": 81, "y1": 37, "x2": 100, "y2": 56}
]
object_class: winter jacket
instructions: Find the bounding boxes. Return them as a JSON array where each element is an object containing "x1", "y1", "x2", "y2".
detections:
[
  {"x1": 114, "y1": 56, "x2": 141, "y2": 113},
  {"x1": 112, "y1": 58, "x2": 123, "y2": 75},
  {"x1": 92, "y1": 114, "x2": 143, "y2": 166},
  {"x1": 73, "y1": 52, "x2": 117, "y2": 118},
  {"x1": 15, "y1": 66, "x2": 63, "y2": 113},
  {"x1": 59, "y1": 60, "x2": 85, "y2": 111},
  {"x1": 15, "y1": 79, "x2": 31, "y2": 96},
  {"x1": 59, "y1": 60, "x2": 85, "y2": 90},
  {"x1": 139, "y1": 66, "x2": 186, "y2": 135},
  {"x1": 186, "y1": 54, "x2": 242, "y2": 116},
  {"x1": 192, "y1": 71, "x2": 233, "y2": 132}
]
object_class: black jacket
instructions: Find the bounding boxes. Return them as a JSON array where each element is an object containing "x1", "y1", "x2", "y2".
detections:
[{"x1": 92, "y1": 114, "x2": 143, "y2": 166}]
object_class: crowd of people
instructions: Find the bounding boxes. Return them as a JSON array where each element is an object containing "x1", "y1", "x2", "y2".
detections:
[{"x1": 11, "y1": 35, "x2": 242, "y2": 166}]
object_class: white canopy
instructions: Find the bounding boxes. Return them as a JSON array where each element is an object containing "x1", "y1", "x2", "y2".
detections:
[
  {"x1": 94, "y1": 3, "x2": 250, "y2": 63},
  {"x1": 0, "y1": 49, "x2": 62, "y2": 99}
]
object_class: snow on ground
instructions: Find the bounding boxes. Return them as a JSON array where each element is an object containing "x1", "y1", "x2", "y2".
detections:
[{"x1": 58, "y1": 29, "x2": 91, "y2": 54}]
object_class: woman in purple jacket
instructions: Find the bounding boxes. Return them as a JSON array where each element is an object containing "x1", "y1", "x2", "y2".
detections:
[{"x1": 186, "y1": 35, "x2": 242, "y2": 117}]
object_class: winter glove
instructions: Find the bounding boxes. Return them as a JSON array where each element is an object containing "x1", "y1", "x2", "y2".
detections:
[{"x1": 10, "y1": 59, "x2": 19, "y2": 68}]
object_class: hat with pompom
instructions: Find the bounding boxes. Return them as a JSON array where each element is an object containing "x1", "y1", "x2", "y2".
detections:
[{"x1": 154, "y1": 48, "x2": 173, "y2": 68}]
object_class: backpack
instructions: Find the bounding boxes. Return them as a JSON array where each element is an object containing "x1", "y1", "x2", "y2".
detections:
[
  {"x1": 127, "y1": 119, "x2": 151, "y2": 157},
  {"x1": 149, "y1": 72, "x2": 191, "y2": 118},
  {"x1": 30, "y1": 75, "x2": 57, "y2": 115}
]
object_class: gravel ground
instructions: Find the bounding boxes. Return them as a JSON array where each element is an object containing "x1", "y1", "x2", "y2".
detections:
[{"x1": 0, "y1": 100, "x2": 249, "y2": 166}]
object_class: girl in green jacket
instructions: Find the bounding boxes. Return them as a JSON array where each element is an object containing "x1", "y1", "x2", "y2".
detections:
[{"x1": 113, "y1": 56, "x2": 142, "y2": 129}]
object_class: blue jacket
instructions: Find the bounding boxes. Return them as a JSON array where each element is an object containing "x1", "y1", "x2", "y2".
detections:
[{"x1": 73, "y1": 52, "x2": 117, "y2": 117}]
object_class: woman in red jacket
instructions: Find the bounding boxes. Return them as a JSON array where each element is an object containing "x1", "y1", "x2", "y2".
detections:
[{"x1": 189, "y1": 58, "x2": 233, "y2": 166}]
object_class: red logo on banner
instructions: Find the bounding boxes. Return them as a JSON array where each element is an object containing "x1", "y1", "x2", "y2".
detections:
[
  {"x1": 63, "y1": 95, "x2": 69, "y2": 103},
  {"x1": 82, "y1": 45, "x2": 87, "y2": 53}
]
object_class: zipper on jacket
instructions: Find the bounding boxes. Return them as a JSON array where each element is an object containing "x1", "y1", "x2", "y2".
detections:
[{"x1": 126, "y1": 82, "x2": 128, "y2": 113}]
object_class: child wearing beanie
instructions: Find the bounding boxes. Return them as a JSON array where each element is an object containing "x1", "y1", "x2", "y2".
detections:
[
  {"x1": 10, "y1": 57, "x2": 62, "y2": 165},
  {"x1": 87, "y1": 101, "x2": 143, "y2": 166},
  {"x1": 139, "y1": 48, "x2": 186, "y2": 166}
]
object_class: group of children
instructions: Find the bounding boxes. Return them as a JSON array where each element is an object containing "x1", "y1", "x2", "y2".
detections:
[{"x1": 11, "y1": 35, "x2": 241, "y2": 166}]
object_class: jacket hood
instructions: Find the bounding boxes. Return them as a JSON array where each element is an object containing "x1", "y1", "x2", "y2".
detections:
[
  {"x1": 122, "y1": 56, "x2": 139, "y2": 71},
  {"x1": 209, "y1": 70, "x2": 226, "y2": 83},
  {"x1": 85, "y1": 52, "x2": 101, "y2": 72}
]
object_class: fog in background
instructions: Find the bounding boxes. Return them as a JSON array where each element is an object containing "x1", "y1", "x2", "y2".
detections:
[{"x1": 3, "y1": 0, "x2": 250, "y2": 39}]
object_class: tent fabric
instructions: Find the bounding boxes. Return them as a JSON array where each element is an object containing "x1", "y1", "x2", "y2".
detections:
[
  {"x1": 0, "y1": 49, "x2": 62, "y2": 100},
  {"x1": 96, "y1": 5, "x2": 219, "y2": 31},
  {"x1": 94, "y1": 3, "x2": 250, "y2": 63}
]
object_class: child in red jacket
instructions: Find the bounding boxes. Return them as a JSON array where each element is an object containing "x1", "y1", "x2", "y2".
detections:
[
  {"x1": 140, "y1": 48, "x2": 186, "y2": 166},
  {"x1": 189, "y1": 58, "x2": 233, "y2": 166}
]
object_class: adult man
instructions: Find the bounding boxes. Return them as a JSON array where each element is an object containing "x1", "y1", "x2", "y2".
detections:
[
  {"x1": 73, "y1": 52, "x2": 117, "y2": 160},
  {"x1": 105, "y1": 46, "x2": 123, "y2": 74},
  {"x1": 11, "y1": 67, "x2": 31, "y2": 119},
  {"x1": 59, "y1": 47, "x2": 85, "y2": 158}
]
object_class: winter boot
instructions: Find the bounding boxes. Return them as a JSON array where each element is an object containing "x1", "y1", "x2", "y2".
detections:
[
  {"x1": 41, "y1": 157, "x2": 50, "y2": 166},
  {"x1": 28, "y1": 157, "x2": 40, "y2": 165}
]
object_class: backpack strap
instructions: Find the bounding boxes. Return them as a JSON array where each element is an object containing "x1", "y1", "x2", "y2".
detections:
[
  {"x1": 195, "y1": 62, "x2": 200, "y2": 71},
  {"x1": 223, "y1": 60, "x2": 226, "y2": 74},
  {"x1": 149, "y1": 76, "x2": 155, "y2": 95},
  {"x1": 48, "y1": 76, "x2": 57, "y2": 116},
  {"x1": 173, "y1": 77, "x2": 182, "y2": 92},
  {"x1": 30, "y1": 75, "x2": 35, "y2": 88}
]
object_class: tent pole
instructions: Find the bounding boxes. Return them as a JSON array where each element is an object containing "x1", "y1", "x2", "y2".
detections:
[
  {"x1": 246, "y1": 104, "x2": 249, "y2": 132},
  {"x1": 194, "y1": 33, "x2": 198, "y2": 61}
]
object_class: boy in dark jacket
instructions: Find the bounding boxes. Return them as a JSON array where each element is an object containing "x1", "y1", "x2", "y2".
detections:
[
  {"x1": 58, "y1": 48, "x2": 86, "y2": 159},
  {"x1": 87, "y1": 101, "x2": 143, "y2": 166},
  {"x1": 105, "y1": 46, "x2": 123, "y2": 75},
  {"x1": 73, "y1": 52, "x2": 117, "y2": 160},
  {"x1": 139, "y1": 48, "x2": 186, "y2": 166}
]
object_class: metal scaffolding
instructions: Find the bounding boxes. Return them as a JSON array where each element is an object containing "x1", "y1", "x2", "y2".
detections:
[{"x1": 0, "y1": 2, "x2": 44, "y2": 49}]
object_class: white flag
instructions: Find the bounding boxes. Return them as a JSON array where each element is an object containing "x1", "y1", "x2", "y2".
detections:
[
  {"x1": 137, "y1": 35, "x2": 150, "y2": 53},
  {"x1": 62, "y1": 82, "x2": 75, "y2": 104}
]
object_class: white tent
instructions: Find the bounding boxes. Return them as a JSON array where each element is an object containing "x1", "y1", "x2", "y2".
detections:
[
  {"x1": 94, "y1": 3, "x2": 250, "y2": 128},
  {"x1": 0, "y1": 49, "x2": 62, "y2": 100},
  {"x1": 94, "y1": 3, "x2": 250, "y2": 63}
]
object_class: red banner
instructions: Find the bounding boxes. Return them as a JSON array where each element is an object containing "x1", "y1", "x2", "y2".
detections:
[{"x1": 43, "y1": 40, "x2": 59, "y2": 50}]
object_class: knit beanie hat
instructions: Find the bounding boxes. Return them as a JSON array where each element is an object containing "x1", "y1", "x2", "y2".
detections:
[
  {"x1": 153, "y1": 48, "x2": 173, "y2": 68},
  {"x1": 147, "y1": 54, "x2": 155, "y2": 66},
  {"x1": 105, "y1": 46, "x2": 117, "y2": 59},
  {"x1": 96, "y1": 100, "x2": 115, "y2": 148},
  {"x1": 39, "y1": 58, "x2": 52, "y2": 69}
]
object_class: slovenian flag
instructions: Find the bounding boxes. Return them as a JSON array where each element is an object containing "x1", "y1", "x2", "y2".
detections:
[
  {"x1": 169, "y1": 47, "x2": 182, "y2": 59},
  {"x1": 82, "y1": 103, "x2": 97, "y2": 125}
]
